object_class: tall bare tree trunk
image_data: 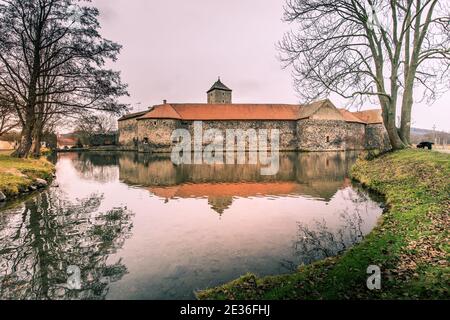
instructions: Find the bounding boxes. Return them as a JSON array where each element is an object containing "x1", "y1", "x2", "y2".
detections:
[
  {"x1": 380, "y1": 96, "x2": 406, "y2": 150},
  {"x1": 384, "y1": 111, "x2": 405, "y2": 150},
  {"x1": 32, "y1": 119, "x2": 43, "y2": 158},
  {"x1": 12, "y1": 25, "x2": 42, "y2": 158},
  {"x1": 400, "y1": 9, "x2": 413, "y2": 146},
  {"x1": 32, "y1": 97, "x2": 46, "y2": 158},
  {"x1": 12, "y1": 107, "x2": 35, "y2": 158},
  {"x1": 400, "y1": 80, "x2": 414, "y2": 145}
]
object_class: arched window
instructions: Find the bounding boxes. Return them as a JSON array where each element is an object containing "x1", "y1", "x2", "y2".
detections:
[{"x1": 326, "y1": 136, "x2": 330, "y2": 143}]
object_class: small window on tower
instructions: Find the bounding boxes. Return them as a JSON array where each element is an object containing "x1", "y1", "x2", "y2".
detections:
[{"x1": 326, "y1": 136, "x2": 330, "y2": 143}]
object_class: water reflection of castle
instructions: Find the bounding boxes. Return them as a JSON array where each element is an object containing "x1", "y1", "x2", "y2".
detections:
[{"x1": 113, "y1": 152, "x2": 360, "y2": 214}]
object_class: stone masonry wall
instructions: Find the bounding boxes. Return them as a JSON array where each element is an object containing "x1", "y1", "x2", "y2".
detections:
[
  {"x1": 137, "y1": 119, "x2": 298, "y2": 152},
  {"x1": 123, "y1": 118, "x2": 388, "y2": 152},
  {"x1": 365, "y1": 123, "x2": 392, "y2": 151},
  {"x1": 296, "y1": 119, "x2": 366, "y2": 151},
  {"x1": 118, "y1": 118, "x2": 139, "y2": 147},
  {"x1": 345, "y1": 122, "x2": 367, "y2": 150},
  {"x1": 194, "y1": 120, "x2": 298, "y2": 151},
  {"x1": 137, "y1": 119, "x2": 179, "y2": 153},
  {"x1": 208, "y1": 90, "x2": 232, "y2": 104}
]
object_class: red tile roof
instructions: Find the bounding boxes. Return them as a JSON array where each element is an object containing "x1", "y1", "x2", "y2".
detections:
[
  {"x1": 138, "y1": 100, "x2": 342, "y2": 121},
  {"x1": 338, "y1": 109, "x2": 367, "y2": 124},
  {"x1": 138, "y1": 103, "x2": 304, "y2": 121},
  {"x1": 140, "y1": 104, "x2": 182, "y2": 119},
  {"x1": 118, "y1": 110, "x2": 150, "y2": 121},
  {"x1": 135, "y1": 100, "x2": 383, "y2": 124},
  {"x1": 353, "y1": 109, "x2": 384, "y2": 124}
]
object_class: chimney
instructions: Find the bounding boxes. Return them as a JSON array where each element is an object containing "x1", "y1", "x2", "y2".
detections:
[{"x1": 163, "y1": 99, "x2": 167, "y2": 104}]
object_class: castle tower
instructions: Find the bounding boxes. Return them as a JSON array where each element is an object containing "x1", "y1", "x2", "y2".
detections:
[{"x1": 207, "y1": 77, "x2": 232, "y2": 104}]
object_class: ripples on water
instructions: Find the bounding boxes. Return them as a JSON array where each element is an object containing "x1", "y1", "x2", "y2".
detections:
[{"x1": 0, "y1": 151, "x2": 383, "y2": 299}]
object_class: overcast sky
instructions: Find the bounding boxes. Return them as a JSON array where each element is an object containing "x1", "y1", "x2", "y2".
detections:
[{"x1": 92, "y1": 0, "x2": 449, "y2": 131}]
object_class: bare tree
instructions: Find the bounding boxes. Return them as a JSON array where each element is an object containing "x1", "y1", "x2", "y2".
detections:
[
  {"x1": 280, "y1": 0, "x2": 450, "y2": 149},
  {"x1": 0, "y1": 0, "x2": 128, "y2": 158},
  {"x1": 75, "y1": 113, "x2": 118, "y2": 136},
  {"x1": 0, "y1": 191, "x2": 133, "y2": 299},
  {"x1": 0, "y1": 91, "x2": 19, "y2": 136}
]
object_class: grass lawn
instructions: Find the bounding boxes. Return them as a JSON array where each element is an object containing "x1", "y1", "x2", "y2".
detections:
[
  {"x1": 197, "y1": 149, "x2": 449, "y2": 300},
  {"x1": 0, "y1": 151, "x2": 55, "y2": 198}
]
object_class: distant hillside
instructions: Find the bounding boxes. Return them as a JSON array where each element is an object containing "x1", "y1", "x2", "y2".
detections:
[
  {"x1": 411, "y1": 128, "x2": 434, "y2": 136},
  {"x1": 411, "y1": 127, "x2": 449, "y2": 144}
]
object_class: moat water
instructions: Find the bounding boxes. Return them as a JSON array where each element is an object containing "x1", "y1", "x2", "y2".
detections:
[{"x1": 0, "y1": 151, "x2": 383, "y2": 299}]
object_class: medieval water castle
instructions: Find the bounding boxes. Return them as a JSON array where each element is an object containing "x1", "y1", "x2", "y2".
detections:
[{"x1": 118, "y1": 79, "x2": 391, "y2": 152}]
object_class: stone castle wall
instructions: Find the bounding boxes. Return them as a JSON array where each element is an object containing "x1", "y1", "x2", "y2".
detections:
[
  {"x1": 118, "y1": 118, "x2": 139, "y2": 147},
  {"x1": 365, "y1": 123, "x2": 392, "y2": 151},
  {"x1": 134, "y1": 119, "x2": 298, "y2": 152},
  {"x1": 296, "y1": 120, "x2": 366, "y2": 151},
  {"x1": 192, "y1": 120, "x2": 298, "y2": 151},
  {"x1": 137, "y1": 119, "x2": 179, "y2": 153},
  {"x1": 120, "y1": 118, "x2": 390, "y2": 152}
]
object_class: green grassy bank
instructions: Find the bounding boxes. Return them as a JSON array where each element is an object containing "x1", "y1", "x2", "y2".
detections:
[
  {"x1": 197, "y1": 150, "x2": 449, "y2": 300},
  {"x1": 0, "y1": 151, "x2": 55, "y2": 199}
]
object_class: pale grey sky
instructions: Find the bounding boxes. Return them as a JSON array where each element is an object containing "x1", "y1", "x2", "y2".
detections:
[{"x1": 93, "y1": 0, "x2": 449, "y2": 131}]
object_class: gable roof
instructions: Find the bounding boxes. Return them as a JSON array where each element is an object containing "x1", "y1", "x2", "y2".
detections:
[
  {"x1": 207, "y1": 78, "x2": 232, "y2": 93},
  {"x1": 139, "y1": 103, "x2": 182, "y2": 120},
  {"x1": 138, "y1": 100, "x2": 339, "y2": 121},
  {"x1": 353, "y1": 109, "x2": 384, "y2": 124},
  {"x1": 138, "y1": 103, "x2": 303, "y2": 120},
  {"x1": 118, "y1": 110, "x2": 150, "y2": 121},
  {"x1": 298, "y1": 99, "x2": 346, "y2": 121},
  {"x1": 296, "y1": 100, "x2": 329, "y2": 119},
  {"x1": 135, "y1": 99, "x2": 383, "y2": 124},
  {"x1": 338, "y1": 109, "x2": 367, "y2": 124}
]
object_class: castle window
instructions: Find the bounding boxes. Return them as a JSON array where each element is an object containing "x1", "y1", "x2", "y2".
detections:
[
  {"x1": 326, "y1": 136, "x2": 330, "y2": 143},
  {"x1": 153, "y1": 121, "x2": 157, "y2": 125}
]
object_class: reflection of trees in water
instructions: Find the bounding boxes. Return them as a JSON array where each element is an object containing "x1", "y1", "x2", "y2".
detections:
[
  {"x1": 0, "y1": 190, "x2": 133, "y2": 300},
  {"x1": 281, "y1": 188, "x2": 378, "y2": 271},
  {"x1": 71, "y1": 152, "x2": 119, "y2": 183}
]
